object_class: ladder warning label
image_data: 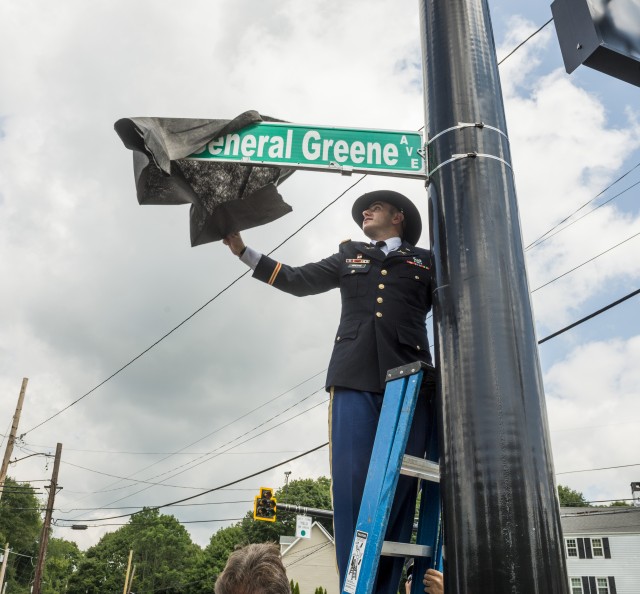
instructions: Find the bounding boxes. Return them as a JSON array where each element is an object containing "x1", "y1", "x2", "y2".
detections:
[{"x1": 344, "y1": 530, "x2": 368, "y2": 593}]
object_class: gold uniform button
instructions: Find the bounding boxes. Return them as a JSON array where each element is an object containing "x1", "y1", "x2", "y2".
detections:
[
  {"x1": 351, "y1": 270, "x2": 356, "y2": 274},
  {"x1": 336, "y1": 337, "x2": 341, "y2": 341},
  {"x1": 416, "y1": 345, "x2": 421, "y2": 350},
  {"x1": 415, "y1": 275, "x2": 420, "y2": 280},
  {"x1": 376, "y1": 297, "x2": 383, "y2": 304},
  {"x1": 376, "y1": 312, "x2": 383, "y2": 318},
  {"x1": 381, "y1": 269, "x2": 388, "y2": 276},
  {"x1": 378, "y1": 284, "x2": 385, "y2": 290}
]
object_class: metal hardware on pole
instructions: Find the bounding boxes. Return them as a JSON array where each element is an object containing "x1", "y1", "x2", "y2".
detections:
[
  {"x1": 0, "y1": 378, "x2": 29, "y2": 504},
  {"x1": 418, "y1": 0, "x2": 569, "y2": 591},
  {"x1": 32, "y1": 443, "x2": 62, "y2": 594}
]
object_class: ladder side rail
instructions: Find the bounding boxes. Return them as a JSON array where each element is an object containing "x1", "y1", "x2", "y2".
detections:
[
  {"x1": 412, "y1": 406, "x2": 442, "y2": 594},
  {"x1": 345, "y1": 371, "x2": 424, "y2": 594}
]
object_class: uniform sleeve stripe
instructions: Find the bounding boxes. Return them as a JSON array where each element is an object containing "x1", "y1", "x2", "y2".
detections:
[{"x1": 268, "y1": 262, "x2": 282, "y2": 285}]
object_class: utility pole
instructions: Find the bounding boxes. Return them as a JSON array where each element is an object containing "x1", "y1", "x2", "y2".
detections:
[
  {"x1": 0, "y1": 378, "x2": 29, "y2": 504},
  {"x1": 0, "y1": 543, "x2": 9, "y2": 593},
  {"x1": 127, "y1": 564, "x2": 137, "y2": 594},
  {"x1": 419, "y1": 1, "x2": 568, "y2": 592},
  {"x1": 32, "y1": 443, "x2": 62, "y2": 594},
  {"x1": 122, "y1": 549, "x2": 133, "y2": 594}
]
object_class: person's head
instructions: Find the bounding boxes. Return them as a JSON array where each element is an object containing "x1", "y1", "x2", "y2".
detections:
[
  {"x1": 352, "y1": 190, "x2": 422, "y2": 245},
  {"x1": 214, "y1": 543, "x2": 290, "y2": 594}
]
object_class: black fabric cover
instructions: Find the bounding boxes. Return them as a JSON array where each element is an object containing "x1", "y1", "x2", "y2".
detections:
[{"x1": 114, "y1": 110, "x2": 294, "y2": 246}]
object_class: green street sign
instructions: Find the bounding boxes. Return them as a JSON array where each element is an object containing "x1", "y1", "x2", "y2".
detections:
[{"x1": 187, "y1": 122, "x2": 425, "y2": 178}]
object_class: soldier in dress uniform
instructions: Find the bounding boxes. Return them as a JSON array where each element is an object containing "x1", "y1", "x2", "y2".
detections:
[{"x1": 224, "y1": 190, "x2": 433, "y2": 594}]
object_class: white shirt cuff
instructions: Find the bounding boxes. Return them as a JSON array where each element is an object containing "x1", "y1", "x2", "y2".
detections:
[{"x1": 240, "y1": 246, "x2": 261, "y2": 270}]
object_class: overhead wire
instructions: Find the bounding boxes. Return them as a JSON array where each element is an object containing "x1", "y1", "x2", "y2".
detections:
[
  {"x1": 16, "y1": 16, "x2": 602, "y2": 443},
  {"x1": 497, "y1": 18, "x2": 554, "y2": 66},
  {"x1": 12, "y1": 17, "x2": 638, "y2": 538},
  {"x1": 60, "y1": 394, "x2": 330, "y2": 521},
  {"x1": 526, "y1": 161, "x2": 640, "y2": 250},
  {"x1": 538, "y1": 287, "x2": 640, "y2": 344},
  {"x1": 55, "y1": 442, "x2": 329, "y2": 523},
  {"x1": 57, "y1": 368, "x2": 327, "y2": 503},
  {"x1": 526, "y1": 178, "x2": 640, "y2": 251},
  {"x1": 19, "y1": 177, "x2": 366, "y2": 438},
  {"x1": 556, "y1": 461, "x2": 640, "y2": 475},
  {"x1": 531, "y1": 230, "x2": 640, "y2": 293}
]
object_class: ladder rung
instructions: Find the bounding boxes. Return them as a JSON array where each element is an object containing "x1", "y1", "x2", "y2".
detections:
[
  {"x1": 400, "y1": 455, "x2": 440, "y2": 482},
  {"x1": 381, "y1": 542, "x2": 433, "y2": 558}
]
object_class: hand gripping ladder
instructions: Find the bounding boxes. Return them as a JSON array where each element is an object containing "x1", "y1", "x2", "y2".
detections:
[{"x1": 341, "y1": 361, "x2": 442, "y2": 594}]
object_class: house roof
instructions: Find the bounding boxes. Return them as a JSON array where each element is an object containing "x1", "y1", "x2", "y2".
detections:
[
  {"x1": 560, "y1": 506, "x2": 640, "y2": 534},
  {"x1": 280, "y1": 521, "x2": 334, "y2": 557}
]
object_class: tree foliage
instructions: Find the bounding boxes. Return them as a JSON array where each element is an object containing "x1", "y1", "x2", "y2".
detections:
[
  {"x1": 42, "y1": 537, "x2": 82, "y2": 594},
  {"x1": 241, "y1": 477, "x2": 333, "y2": 544},
  {"x1": 557, "y1": 485, "x2": 589, "y2": 507},
  {"x1": 67, "y1": 508, "x2": 202, "y2": 594},
  {"x1": 0, "y1": 477, "x2": 43, "y2": 593}
]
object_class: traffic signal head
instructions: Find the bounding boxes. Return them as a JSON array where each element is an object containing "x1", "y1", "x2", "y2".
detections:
[{"x1": 254, "y1": 487, "x2": 277, "y2": 522}]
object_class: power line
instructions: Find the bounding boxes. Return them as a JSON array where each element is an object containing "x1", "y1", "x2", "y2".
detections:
[
  {"x1": 55, "y1": 442, "x2": 329, "y2": 523},
  {"x1": 59, "y1": 396, "x2": 329, "y2": 523},
  {"x1": 58, "y1": 499, "x2": 253, "y2": 513},
  {"x1": 78, "y1": 395, "x2": 329, "y2": 512},
  {"x1": 538, "y1": 287, "x2": 640, "y2": 344},
  {"x1": 531, "y1": 230, "x2": 640, "y2": 293},
  {"x1": 556, "y1": 461, "x2": 640, "y2": 475},
  {"x1": 16, "y1": 17, "x2": 604, "y2": 442},
  {"x1": 20, "y1": 176, "x2": 366, "y2": 438},
  {"x1": 585, "y1": 498, "x2": 635, "y2": 504},
  {"x1": 52, "y1": 369, "x2": 326, "y2": 502},
  {"x1": 497, "y1": 18, "x2": 554, "y2": 65},
  {"x1": 526, "y1": 179, "x2": 640, "y2": 251},
  {"x1": 526, "y1": 161, "x2": 640, "y2": 250}
]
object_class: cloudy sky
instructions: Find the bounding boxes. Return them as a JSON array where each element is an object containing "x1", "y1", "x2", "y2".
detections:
[{"x1": 1, "y1": 0, "x2": 639, "y2": 550}]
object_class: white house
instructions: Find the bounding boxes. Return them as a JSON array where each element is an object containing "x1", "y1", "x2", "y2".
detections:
[
  {"x1": 561, "y1": 506, "x2": 640, "y2": 594},
  {"x1": 280, "y1": 522, "x2": 340, "y2": 594}
]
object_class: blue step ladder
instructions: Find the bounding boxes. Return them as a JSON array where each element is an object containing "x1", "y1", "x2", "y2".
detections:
[{"x1": 341, "y1": 361, "x2": 442, "y2": 594}]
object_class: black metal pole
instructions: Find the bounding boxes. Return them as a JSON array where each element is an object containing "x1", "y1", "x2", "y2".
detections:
[{"x1": 418, "y1": 1, "x2": 569, "y2": 592}]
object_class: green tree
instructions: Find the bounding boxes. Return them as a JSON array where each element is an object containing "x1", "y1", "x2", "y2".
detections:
[
  {"x1": 0, "y1": 477, "x2": 43, "y2": 593},
  {"x1": 242, "y1": 477, "x2": 333, "y2": 544},
  {"x1": 189, "y1": 524, "x2": 247, "y2": 593},
  {"x1": 42, "y1": 537, "x2": 83, "y2": 594},
  {"x1": 609, "y1": 500, "x2": 631, "y2": 507},
  {"x1": 557, "y1": 485, "x2": 589, "y2": 507},
  {"x1": 67, "y1": 508, "x2": 202, "y2": 594}
]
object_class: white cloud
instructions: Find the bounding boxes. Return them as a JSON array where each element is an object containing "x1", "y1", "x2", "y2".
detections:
[
  {"x1": 546, "y1": 336, "x2": 640, "y2": 503},
  {"x1": 1, "y1": 4, "x2": 639, "y2": 551},
  {"x1": 497, "y1": 17, "x2": 640, "y2": 328}
]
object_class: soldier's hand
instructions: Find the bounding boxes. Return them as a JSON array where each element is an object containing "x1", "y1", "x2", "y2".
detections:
[
  {"x1": 223, "y1": 232, "x2": 246, "y2": 256},
  {"x1": 423, "y1": 569, "x2": 443, "y2": 594}
]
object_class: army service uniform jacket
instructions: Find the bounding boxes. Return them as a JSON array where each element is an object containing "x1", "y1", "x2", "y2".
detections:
[{"x1": 253, "y1": 240, "x2": 433, "y2": 394}]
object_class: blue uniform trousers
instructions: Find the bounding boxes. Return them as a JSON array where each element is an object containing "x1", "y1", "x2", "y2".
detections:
[{"x1": 330, "y1": 387, "x2": 429, "y2": 594}]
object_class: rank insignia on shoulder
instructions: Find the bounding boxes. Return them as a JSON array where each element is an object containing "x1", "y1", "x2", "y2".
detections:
[{"x1": 340, "y1": 238, "x2": 351, "y2": 244}]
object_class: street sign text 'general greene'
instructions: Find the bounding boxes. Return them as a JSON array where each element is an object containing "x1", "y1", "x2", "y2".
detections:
[{"x1": 188, "y1": 122, "x2": 425, "y2": 178}]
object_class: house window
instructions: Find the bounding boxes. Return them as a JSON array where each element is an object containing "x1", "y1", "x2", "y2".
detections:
[
  {"x1": 566, "y1": 538, "x2": 578, "y2": 557},
  {"x1": 570, "y1": 577, "x2": 583, "y2": 594},
  {"x1": 596, "y1": 577, "x2": 609, "y2": 594},
  {"x1": 591, "y1": 538, "x2": 604, "y2": 557}
]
